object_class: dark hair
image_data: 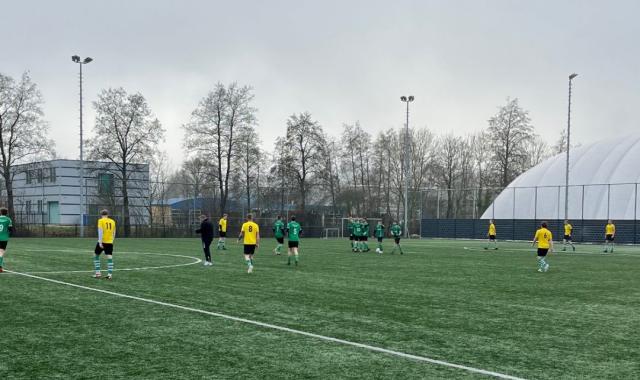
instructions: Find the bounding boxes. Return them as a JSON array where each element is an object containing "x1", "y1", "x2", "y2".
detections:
[
  {"x1": 0, "y1": 207, "x2": 7, "y2": 216},
  {"x1": 100, "y1": 209, "x2": 109, "y2": 216},
  {"x1": 291, "y1": 215, "x2": 296, "y2": 221},
  {"x1": 541, "y1": 221, "x2": 548, "y2": 228},
  {"x1": 247, "y1": 213, "x2": 253, "y2": 220},
  {"x1": 277, "y1": 215, "x2": 282, "y2": 219}
]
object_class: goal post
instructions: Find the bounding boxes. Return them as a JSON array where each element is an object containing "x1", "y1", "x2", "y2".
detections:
[{"x1": 323, "y1": 228, "x2": 340, "y2": 239}]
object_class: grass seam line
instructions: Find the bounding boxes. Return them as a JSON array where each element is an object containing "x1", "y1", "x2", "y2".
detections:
[{"x1": 6, "y1": 270, "x2": 526, "y2": 380}]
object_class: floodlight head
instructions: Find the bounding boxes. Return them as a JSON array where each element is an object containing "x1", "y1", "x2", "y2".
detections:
[
  {"x1": 72, "y1": 55, "x2": 80, "y2": 63},
  {"x1": 569, "y1": 73, "x2": 578, "y2": 80},
  {"x1": 83, "y1": 57, "x2": 93, "y2": 64},
  {"x1": 408, "y1": 95, "x2": 415, "y2": 102},
  {"x1": 400, "y1": 96, "x2": 407, "y2": 102}
]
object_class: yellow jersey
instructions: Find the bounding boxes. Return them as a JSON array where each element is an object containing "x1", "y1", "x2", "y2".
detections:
[
  {"x1": 241, "y1": 221, "x2": 259, "y2": 245},
  {"x1": 488, "y1": 223, "x2": 496, "y2": 236},
  {"x1": 534, "y1": 228, "x2": 553, "y2": 249},
  {"x1": 605, "y1": 223, "x2": 615, "y2": 235},
  {"x1": 218, "y1": 218, "x2": 227, "y2": 232},
  {"x1": 98, "y1": 217, "x2": 116, "y2": 244},
  {"x1": 564, "y1": 224, "x2": 572, "y2": 236}
]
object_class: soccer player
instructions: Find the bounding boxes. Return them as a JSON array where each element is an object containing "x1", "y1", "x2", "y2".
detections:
[
  {"x1": 273, "y1": 215, "x2": 285, "y2": 255},
  {"x1": 94, "y1": 210, "x2": 116, "y2": 280},
  {"x1": 348, "y1": 217, "x2": 356, "y2": 251},
  {"x1": 353, "y1": 218, "x2": 364, "y2": 252},
  {"x1": 562, "y1": 220, "x2": 576, "y2": 252},
  {"x1": 390, "y1": 221, "x2": 403, "y2": 254},
  {"x1": 238, "y1": 214, "x2": 260, "y2": 273},
  {"x1": 0, "y1": 207, "x2": 14, "y2": 273},
  {"x1": 361, "y1": 218, "x2": 370, "y2": 252},
  {"x1": 532, "y1": 221, "x2": 553, "y2": 272},
  {"x1": 286, "y1": 215, "x2": 302, "y2": 266},
  {"x1": 485, "y1": 219, "x2": 498, "y2": 250},
  {"x1": 374, "y1": 221, "x2": 385, "y2": 254},
  {"x1": 603, "y1": 220, "x2": 616, "y2": 253},
  {"x1": 195, "y1": 214, "x2": 214, "y2": 265},
  {"x1": 217, "y1": 213, "x2": 228, "y2": 250}
]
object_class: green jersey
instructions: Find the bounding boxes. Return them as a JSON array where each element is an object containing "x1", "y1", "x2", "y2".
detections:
[
  {"x1": 374, "y1": 224, "x2": 385, "y2": 238},
  {"x1": 363, "y1": 222, "x2": 370, "y2": 237},
  {"x1": 348, "y1": 221, "x2": 354, "y2": 236},
  {"x1": 353, "y1": 222, "x2": 363, "y2": 237},
  {"x1": 287, "y1": 221, "x2": 302, "y2": 242},
  {"x1": 273, "y1": 220, "x2": 285, "y2": 238},
  {"x1": 0, "y1": 215, "x2": 13, "y2": 241},
  {"x1": 390, "y1": 224, "x2": 402, "y2": 237}
]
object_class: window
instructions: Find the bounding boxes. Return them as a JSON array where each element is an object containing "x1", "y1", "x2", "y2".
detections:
[
  {"x1": 26, "y1": 200, "x2": 32, "y2": 214},
  {"x1": 26, "y1": 170, "x2": 33, "y2": 184},
  {"x1": 48, "y1": 167, "x2": 56, "y2": 183},
  {"x1": 98, "y1": 173, "x2": 114, "y2": 195},
  {"x1": 37, "y1": 200, "x2": 43, "y2": 214}
]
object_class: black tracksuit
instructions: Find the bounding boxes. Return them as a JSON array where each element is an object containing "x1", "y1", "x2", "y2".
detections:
[{"x1": 196, "y1": 219, "x2": 214, "y2": 262}]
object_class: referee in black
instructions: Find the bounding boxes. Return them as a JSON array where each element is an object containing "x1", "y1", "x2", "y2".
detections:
[{"x1": 196, "y1": 214, "x2": 214, "y2": 266}]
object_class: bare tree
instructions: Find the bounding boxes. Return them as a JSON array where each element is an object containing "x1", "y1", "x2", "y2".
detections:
[
  {"x1": 282, "y1": 112, "x2": 326, "y2": 215},
  {"x1": 0, "y1": 72, "x2": 54, "y2": 219},
  {"x1": 147, "y1": 151, "x2": 171, "y2": 226},
  {"x1": 487, "y1": 98, "x2": 535, "y2": 187},
  {"x1": 87, "y1": 87, "x2": 165, "y2": 236},
  {"x1": 525, "y1": 135, "x2": 551, "y2": 168},
  {"x1": 184, "y1": 82, "x2": 256, "y2": 215},
  {"x1": 234, "y1": 125, "x2": 261, "y2": 212}
]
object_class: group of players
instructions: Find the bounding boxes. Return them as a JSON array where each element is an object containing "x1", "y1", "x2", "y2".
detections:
[
  {"x1": 347, "y1": 218, "x2": 404, "y2": 254},
  {"x1": 485, "y1": 218, "x2": 618, "y2": 272}
]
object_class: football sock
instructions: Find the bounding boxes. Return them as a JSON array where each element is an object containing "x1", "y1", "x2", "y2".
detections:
[
  {"x1": 245, "y1": 259, "x2": 251, "y2": 267},
  {"x1": 0, "y1": 256, "x2": 4, "y2": 267},
  {"x1": 93, "y1": 255, "x2": 101, "y2": 273},
  {"x1": 363, "y1": 242, "x2": 369, "y2": 250},
  {"x1": 107, "y1": 258, "x2": 114, "y2": 276},
  {"x1": 294, "y1": 254, "x2": 299, "y2": 264},
  {"x1": 287, "y1": 255, "x2": 291, "y2": 265}
]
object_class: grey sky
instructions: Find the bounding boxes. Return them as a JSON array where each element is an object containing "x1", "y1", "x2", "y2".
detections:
[{"x1": 3, "y1": 0, "x2": 639, "y2": 168}]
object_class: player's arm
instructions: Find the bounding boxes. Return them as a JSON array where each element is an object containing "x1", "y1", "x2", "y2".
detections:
[
  {"x1": 531, "y1": 233, "x2": 537, "y2": 247},
  {"x1": 549, "y1": 238, "x2": 554, "y2": 252},
  {"x1": 256, "y1": 231, "x2": 260, "y2": 247},
  {"x1": 98, "y1": 225, "x2": 104, "y2": 248},
  {"x1": 237, "y1": 229, "x2": 244, "y2": 242}
]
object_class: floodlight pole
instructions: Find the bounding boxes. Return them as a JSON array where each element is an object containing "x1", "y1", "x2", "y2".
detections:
[
  {"x1": 564, "y1": 73, "x2": 577, "y2": 221},
  {"x1": 73, "y1": 55, "x2": 93, "y2": 237},
  {"x1": 400, "y1": 95, "x2": 414, "y2": 238}
]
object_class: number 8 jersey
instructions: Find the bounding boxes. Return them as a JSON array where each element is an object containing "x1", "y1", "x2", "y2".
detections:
[{"x1": 241, "y1": 221, "x2": 260, "y2": 245}]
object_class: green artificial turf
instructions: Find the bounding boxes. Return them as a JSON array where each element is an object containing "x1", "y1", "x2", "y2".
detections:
[{"x1": 1, "y1": 238, "x2": 639, "y2": 379}]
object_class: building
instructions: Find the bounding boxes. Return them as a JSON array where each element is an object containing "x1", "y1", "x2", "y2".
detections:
[
  {"x1": 11, "y1": 159, "x2": 149, "y2": 225},
  {"x1": 482, "y1": 135, "x2": 640, "y2": 220}
]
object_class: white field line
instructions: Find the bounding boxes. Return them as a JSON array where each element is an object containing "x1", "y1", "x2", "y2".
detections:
[
  {"x1": 461, "y1": 246, "x2": 640, "y2": 257},
  {"x1": 9, "y1": 249, "x2": 202, "y2": 274},
  {"x1": 6, "y1": 270, "x2": 526, "y2": 380}
]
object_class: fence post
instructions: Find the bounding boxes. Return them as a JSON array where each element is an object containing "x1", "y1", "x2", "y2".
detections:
[
  {"x1": 534, "y1": 186, "x2": 538, "y2": 221},
  {"x1": 436, "y1": 190, "x2": 440, "y2": 219},
  {"x1": 607, "y1": 184, "x2": 611, "y2": 219},
  {"x1": 581, "y1": 184, "x2": 585, "y2": 242},
  {"x1": 635, "y1": 183, "x2": 638, "y2": 244}
]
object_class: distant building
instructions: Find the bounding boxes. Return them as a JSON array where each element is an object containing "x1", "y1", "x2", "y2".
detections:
[{"x1": 11, "y1": 159, "x2": 149, "y2": 225}]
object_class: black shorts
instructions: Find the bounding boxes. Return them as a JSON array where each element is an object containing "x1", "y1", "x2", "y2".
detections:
[
  {"x1": 377, "y1": 237, "x2": 383, "y2": 243},
  {"x1": 349, "y1": 234, "x2": 354, "y2": 241},
  {"x1": 288, "y1": 241, "x2": 299, "y2": 248},
  {"x1": 243, "y1": 244, "x2": 256, "y2": 255},
  {"x1": 394, "y1": 237, "x2": 400, "y2": 244},
  {"x1": 219, "y1": 231, "x2": 227, "y2": 238},
  {"x1": 537, "y1": 248, "x2": 549, "y2": 257},
  {"x1": 95, "y1": 243, "x2": 114, "y2": 255},
  {"x1": 489, "y1": 235, "x2": 496, "y2": 241},
  {"x1": 606, "y1": 234, "x2": 614, "y2": 242},
  {"x1": 364, "y1": 236, "x2": 368, "y2": 241},
  {"x1": 276, "y1": 237, "x2": 284, "y2": 244},
  {"x1": 0, "y1": 240, "x2": 7, "y2": 250},
  {"x1": 564, "y1": 235, "x2": 572, "y2": 241}
]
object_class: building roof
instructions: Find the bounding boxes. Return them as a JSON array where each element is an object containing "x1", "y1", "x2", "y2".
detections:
[{"x1": 482, "y1": 134, "x2": 640, "y2": 220}]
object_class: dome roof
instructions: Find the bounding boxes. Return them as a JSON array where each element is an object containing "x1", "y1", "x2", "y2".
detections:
[{"x1": 481, "y1": 134, "x2": 640, "y2": 220}]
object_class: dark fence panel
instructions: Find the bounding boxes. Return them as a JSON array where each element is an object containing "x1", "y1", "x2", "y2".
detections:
[{"x1": 421, "y1": 219, "x2": 639, "y2": 244}]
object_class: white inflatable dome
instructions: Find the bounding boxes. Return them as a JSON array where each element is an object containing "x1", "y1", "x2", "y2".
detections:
[{"x1": 482, "y1": 134, "x2": 640, "y2": 220}]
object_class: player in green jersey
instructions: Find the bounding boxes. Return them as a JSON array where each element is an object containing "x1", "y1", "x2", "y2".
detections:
[
  {"x1": 348, "y1": 217, "x2": 356, "y2": 251},
  {"x1": 353, "y1": 219, "x2": 363, "y2": 252},
  {"x1": 374, "y1": 221, "x2": 385, "y2": 254},
  {"x1": 361, "y1": 218, "x2": 370, "y2": 252},
  {"x1": 273, "y1": 215, "x2": 285, "y2": 255},
  {"x1": 0, "y1": 208, "x2": 14, "y2": 273},
  {"x1": 286, "y1": 216, "x2": 302, "y2": 266},
  {"x1": 390, "y1": 221, "x2": 403, "y2": 254}
]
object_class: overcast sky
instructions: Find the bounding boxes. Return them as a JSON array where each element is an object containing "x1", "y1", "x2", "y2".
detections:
[{"x1": 3, "y1": 0, "x2": 639, "y2": 169}]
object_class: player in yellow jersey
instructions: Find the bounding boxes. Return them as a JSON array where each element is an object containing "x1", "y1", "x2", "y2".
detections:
[
  {"x1": 562, "y1": 220, "x2": 575, "y2": 252},
  {"x1": 217, "y1": 214, "x2": 228, "y2": 250},
  {"x1": 603, "y1": 219, "x2": 616, "y2": 253},
  {"x1": 238, "y1": 214, "x2": 260, "y2": 273},
  {"x1": 93, "y1": 210, "x2": 116, "y2": 280},
  {"x1": 484, "y1": 219, "x2": 498, "y2": 250},
  {"x1": 532, "y1": 221, "x2": 553, "y2": 272}
]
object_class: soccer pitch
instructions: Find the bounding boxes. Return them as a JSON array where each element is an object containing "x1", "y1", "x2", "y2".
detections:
[{"x1": 1, "y1": 238, "x2": 638, "y2": 379}]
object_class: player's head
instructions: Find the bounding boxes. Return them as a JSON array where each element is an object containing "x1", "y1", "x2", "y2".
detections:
[
  {"x1": 490, "y1": 219, "x2": 494, "y2": 224},
  {"x1": 277, "y1": 215, "x2": 282, "y2": 220},
  {"x1": 608, "y1": 219, "x2": 613, "y2": 224},
  {"x1": 290, "y1": 215, "x2": 296, "y2": 221},
  {"x1": 223, "y1": 213, "x2": 228, "y2": 219},
  {"x1": 564, "y1": 219, "x2": 569, "y2": 224},
  {"x1": 200, "y1": 214, "x2": 208, "y2": 220},
  {"x1": 377, "y1": 220, "x2": 382, "y2": 225},
  {"x1": 100, "y1": 209, "x2": 109, "y2": 217},
  {"x1": 247, "y1": 213, "x2": 253, "y2": 220},
  {"x1": 541, "y1": 221, "x2": 548, "y2": 228},
  {"x1": 0, "y1": 207, "x2": 7, "y2": 216}
]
